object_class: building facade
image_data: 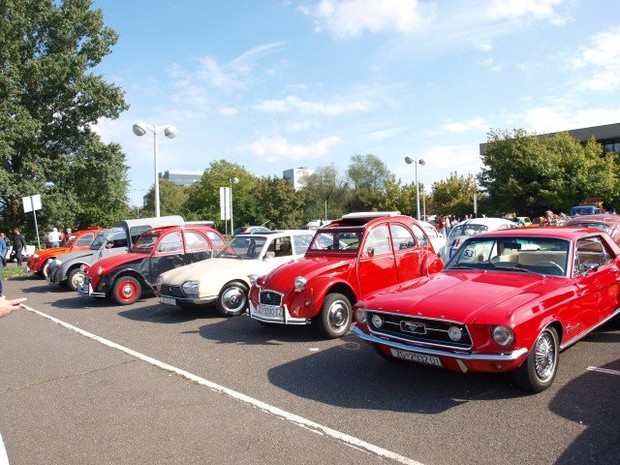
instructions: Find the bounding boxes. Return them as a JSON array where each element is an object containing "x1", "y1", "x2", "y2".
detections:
[
  {"x1": 283, "y1": 167, "x2": 314, "y2": 190},
  {"x1": 161, "y1": 170, "x2": 203, "y2": 186}
]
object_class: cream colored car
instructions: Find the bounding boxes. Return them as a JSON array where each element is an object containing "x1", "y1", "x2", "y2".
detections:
[{"x1": 155, "y1": 230, "x2": 314, "y2": 316}]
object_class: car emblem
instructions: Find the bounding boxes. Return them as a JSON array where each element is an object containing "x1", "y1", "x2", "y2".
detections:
[{"x1": 400, "y1": 320, "x2": 427, "y2": 335}]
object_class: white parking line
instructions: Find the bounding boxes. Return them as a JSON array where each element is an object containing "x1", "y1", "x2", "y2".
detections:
[
  {"x1": 22, "y1": 305, "x2": 424, "y2": 465},
  {"x1": 0, "y1": 433, "x2": 9, "y2": 465},
  {"x1": 587, "y1": 366, "x2": 620, "y2": 376}
]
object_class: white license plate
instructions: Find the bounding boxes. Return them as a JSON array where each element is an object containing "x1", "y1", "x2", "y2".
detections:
[
  {"x1": 390, "y1": 349, "x2": 442, "y2": 367},
  {"x1": 160, "y1": 297, "x2": 177, "y2": 306},
  {"x1": 255, "y1": 304, "x2": 283, "y2": 318}
]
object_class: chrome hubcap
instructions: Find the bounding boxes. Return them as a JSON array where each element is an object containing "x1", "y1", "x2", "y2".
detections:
[
  {"x1": 223, "y1": 287, "x2": 245, "y2": 310},
  {"x1": 534, "y1": 332, "x2": 556, "y2": 381},
  {"x1": 121, "y1": 284, "x2": 135, "y2": 298},
  {"x1": 328, "y1": 301, "x2": 348, "y2": 329}
]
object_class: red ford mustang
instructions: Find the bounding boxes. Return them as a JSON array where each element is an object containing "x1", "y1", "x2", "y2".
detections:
[{"x1": 352, "y1": 227, "x2": 620, "y2": 393}]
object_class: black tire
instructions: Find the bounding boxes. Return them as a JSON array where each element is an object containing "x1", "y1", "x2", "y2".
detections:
[
  {"x1": 112, "y1": 276, "x2": 141, "y2": 305},
  {"x1": 512, "y1": 327, "x2": 559, "y2": 393},
  {"x1": 216, "y1": 281, "x2": 249, "y2": 317},
  {"x1": 316, "y1": 292, "x2": 352, "y2": 339},
  {"x1": 67, "y1": 268, "x2": 85, "y2": 291}
]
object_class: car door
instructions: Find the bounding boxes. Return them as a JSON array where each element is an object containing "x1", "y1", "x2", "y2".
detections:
[
  {"x1": 568, "y1": 235, "x2": 620, "y2": 340},
  {"x1": 357, "y1": 223, "x2": 399, "y2": 296},
  {"x1": 148, "y1": 231, "x2": 185, "y2": 284},
  {"x1": 183, "y1": 230, "x2": 213, "y2": 264},
  {"x1": 391, "y1": 223, "x2": 423, "y2": 282}
]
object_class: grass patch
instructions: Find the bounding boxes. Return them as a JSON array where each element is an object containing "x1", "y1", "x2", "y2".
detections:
[{"x1": 1, "y1": 266, "x2": 27, "y2": 279}]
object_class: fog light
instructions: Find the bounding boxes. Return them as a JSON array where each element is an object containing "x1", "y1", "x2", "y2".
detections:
[
  {"x1": 448, "y1": 326, "x2": 463, "y2": 341},
  {"x1": 371, "y1": 314, "x2": 384, "y2": 328}
]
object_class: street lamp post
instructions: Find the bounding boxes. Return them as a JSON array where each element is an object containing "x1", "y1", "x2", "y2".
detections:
[
  {"x1": 229, "y1": 177, "x2": 239, "y2": 234},
  {"x1": 132, "y1": 122, "x2": 177, "y2": 217},
  {"x1": 404, "y1": 156, "x2": 426, "y2": 220}
]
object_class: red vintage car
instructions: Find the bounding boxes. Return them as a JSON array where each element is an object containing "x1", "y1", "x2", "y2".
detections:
[
  {"x1": 564, "y1": 213, "x2": 620, "y2": 245},
  {"x1": 27, "y1": 227, "x2": 104, "y2": 278},
  {"x1": 248, "y1": 212, "x2": 444, "y2": 338},
  {"x1": 352, "y1": 227, "x2": 620, "y2": 392},
  {"x1": 78, "y1": 224, "x2": 226, "y2": 305}
]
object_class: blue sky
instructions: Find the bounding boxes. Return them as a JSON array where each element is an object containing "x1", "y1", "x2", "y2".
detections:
[{"x1": 91, "y1": 0, "x2": 620, "y2": 207}]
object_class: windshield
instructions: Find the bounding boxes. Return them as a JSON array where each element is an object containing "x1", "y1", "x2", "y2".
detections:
[
  {"x1": 217, "y1": 236, "x2": 268, "y2": 259},
  {"x1": 449, "y1": 223, "x2": 488, "y2": 239},
  {"x1": 448, "y1": 236, "x2": 570, "y2": 277},
  {"x1": 90, "y1": 228, "x2": 126, "y2": 250},
  {"x1": 308, "y1": 230, "x2": 361, "y2": 252},
  {"x1": 64, "y1": 236, "x2": 78, "y2": 247}
]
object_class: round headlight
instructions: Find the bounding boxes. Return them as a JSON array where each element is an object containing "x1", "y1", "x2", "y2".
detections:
[
  {"x1": 182, "y1": 280, "x2": 200, "y2": 297},
  {"x1": 33, "y1": 253, "x2": 39, "y2": 259},
  {"x1": 448, "y1": 326, "x2": 463, "y2": 341},
  {"x1": 97, "y1": 266, "x2": 104, "y2": 276},
  {"x1": 294, "y1": 276, "x2": 307, "y2": 292},
  {"x1": 248, "y1": 274, "x2": 259, "y2": 286},
  {"x1": 492, "y1": 325, "x2": 515, "y2": 347},
  {"x1": 356, "y1": 308, "x2": 367, "y2": 325},
  {"x1": 371, "y1": 314, "x2": 384, "y2": 328},
  {"x1": 155, "y1": 275, "x2": 164, "y2": 289}
]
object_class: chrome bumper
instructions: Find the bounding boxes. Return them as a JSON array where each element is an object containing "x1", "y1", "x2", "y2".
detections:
[{"x1": 351, "y1": 326, "x2": 528, "y2": 362}]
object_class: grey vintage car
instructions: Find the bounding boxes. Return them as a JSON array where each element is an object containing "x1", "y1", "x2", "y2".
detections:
[{"x1": 47, "y1": 215, "x2": 184, "y2": 290}]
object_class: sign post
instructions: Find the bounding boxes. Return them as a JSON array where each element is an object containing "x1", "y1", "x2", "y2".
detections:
[
  {"x1": 22, "y1": 194, "x2": 42, "y2": 250},
  {"x1": 219, "y1": 187, "x2": 231, "y2": 236}
]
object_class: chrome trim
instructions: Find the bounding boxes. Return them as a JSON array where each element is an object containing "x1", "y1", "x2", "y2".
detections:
[
  {"x1": 248, "y1": 302, "x2": 308, "y2": 325},
  {"x1": 352, "y1": 326, "x2": 528, "y2": 362}
]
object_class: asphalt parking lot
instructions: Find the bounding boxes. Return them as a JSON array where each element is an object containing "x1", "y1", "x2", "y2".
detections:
[{"x1": 1, "y1": 274, "x2": 619, "y2": 465}]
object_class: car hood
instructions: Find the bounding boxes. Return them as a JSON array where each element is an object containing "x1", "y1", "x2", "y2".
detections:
[
  {"x1": 35, "y1": 246, "x2": 70, "y2": 257},
  {"x1": 160, "y1": 258, "x2": 257, "y2": 285},
  {"x1": 359, "y1": 270, "x2": 569, "y2": 324},
  {"x1": 53, "y1": 248, "x2": 97, "y2": 264},
  {"x1": 90, "y1": 252, "x2": 145, "y2": 273},
  {"x1": 259, "y1": 256, "x2": 351, "y2": 290}
]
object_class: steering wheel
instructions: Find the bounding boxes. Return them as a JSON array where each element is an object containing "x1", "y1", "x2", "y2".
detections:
[{"x1": 533, "y1": 260, "x2": 565, "y2": 275}]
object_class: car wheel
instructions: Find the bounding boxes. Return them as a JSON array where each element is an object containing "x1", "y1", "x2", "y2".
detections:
[
  {"x1": 41, "y1": 259, "x2": 53, "y2": 279},
  {"x1": 512, "y1": 327, "x2": 559, "y2": 393},
  {"x1": 67, "y1": 268, "x2": 85, "y2": 291},
  {"x1": 112, "y1": 276, "x2": 141, "y2": 305},
  {"x1": 216, "y1": 281, "x2": 249, "y2": 317},
  {"x1": 317, "y1": 292, "x2": 352, "y2": 339}
]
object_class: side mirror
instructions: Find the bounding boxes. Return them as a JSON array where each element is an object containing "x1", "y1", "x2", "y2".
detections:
[{"x1": 366, "y1": 247, "x2": 375, "y2": 257}]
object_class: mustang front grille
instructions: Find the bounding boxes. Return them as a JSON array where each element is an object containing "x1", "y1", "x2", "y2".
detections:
[
  {"x1": 367, "y1": 311, "x2": 473, "y2": 350},
  {"x1": 160, "y1": 284, "x2": 185, "y2": 298},
  {"x1": 259, "y1": 290, "x2": 283, "y2": 306}
]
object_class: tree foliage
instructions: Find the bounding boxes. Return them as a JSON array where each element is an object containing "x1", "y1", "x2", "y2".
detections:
[
  {"x1": 479, "y1": 129, "x2": 619, "y2": 215},
  {"x1": 301, "y1": 165, "x2": 349, "y2": 221},
  {"x1": 0, "y1": 0, "x2": 129, "y2": 239},
  {"x1": 431, "y1": 173, "x2": 479, "y2": 218},
  {"x1": 346, "y1": 154, "x2": 395, "y2": 211}
]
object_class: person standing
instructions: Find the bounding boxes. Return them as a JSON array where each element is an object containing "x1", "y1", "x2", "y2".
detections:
[
  {"x1": 0, "y1": 235, "x2": 6, "y2": 295},
  {"x1": 12, "y1": 228, "x2": 26, "y2": 267},
  {"x1": 0, "y1": 232, "x2": 7, "y2": 267},
  {"x1": 47, "y1": 227, "x2": 61, "y2": 247}
]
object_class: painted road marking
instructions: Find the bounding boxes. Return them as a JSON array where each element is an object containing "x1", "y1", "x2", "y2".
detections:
[
  {"x1": 587, "y1": 366, "x2": 620, "y2": 376},
  {"x1": 0, "y1": 433, "x2": 9, "y2": 465},
  {"x1": 22, "y1": 305, "x2": 424, "y2": 465}
]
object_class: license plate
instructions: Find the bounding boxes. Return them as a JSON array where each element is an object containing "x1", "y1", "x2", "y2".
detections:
[
  {"x1": 390, "y1": 349, "x2": 442, "y2": 367},
  {"x1": 255, "y1": 304, "x2": 283, "y2": 318},
  {"x1": 160, "y1": 297, "x2": 177, "y2": 306}
]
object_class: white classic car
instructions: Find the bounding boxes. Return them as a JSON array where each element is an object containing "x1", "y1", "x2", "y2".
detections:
[
  {"x1": 154, "y1": 230, "x2": 315, "y2": 316},
  {"x1": 419, "y1": 221, "x2": 446, "y2": 258},
  {"x1": 441, "y1": 217, "x2": 518, "y2": 263}
]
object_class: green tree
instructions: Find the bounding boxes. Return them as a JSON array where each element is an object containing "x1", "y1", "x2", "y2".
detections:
[
  {"x1": 300, "y1": 165, "x2": 349, "y2": 220},
  {"x1": 431, "y1": 172, "x2": 479, "y2": 218},
  {"x1": 479, "y1": 129, "x2": 619, "y2": 215},
  {"x1": 143, "y1": 178, "x2": 190, "y2": 219},
  {"x1": 346, "y1": 154, "x2": 395, "y2": 211},
  {"x1": 0, "y1": 0, "x2": 129, "y2": 238},
  {"x1": 254, "y1": 176, "x2": 306, "y2": 229}
]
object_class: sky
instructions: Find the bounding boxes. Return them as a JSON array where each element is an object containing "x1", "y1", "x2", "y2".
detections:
[{"x1": 90, "y1": 0, "x2": 620, "y2": 207}]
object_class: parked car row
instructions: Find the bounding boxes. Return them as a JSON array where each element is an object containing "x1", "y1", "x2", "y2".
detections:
[{"x1": 24, "y1": 211, "x2": 620, "y2": 393}]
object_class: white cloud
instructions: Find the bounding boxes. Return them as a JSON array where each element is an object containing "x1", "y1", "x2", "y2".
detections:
[
  {"x1": 298, "y1": 0, "x2": 437, "y2": 40},
  {"x1": 236, "y1": 135, "x2": 342, "y2": 162},
  {"x1": 432, "y1": 117, "x2": 491, "y2": 135},
  {"x1": 219, "y1": 107, "x2": 239, "y2": 116},
  {"x1": 486, "y1": 0, "x2": 567, "y2": 22},
  {"x1": 568, "y1": 28, "x2": 620, "y2": 91},
  {"x1": 253, "y1": 95, "x2": 371, "y2": 115},
  {"x1": 477, "y1": 57, "x2": 503, "y2": 73}
]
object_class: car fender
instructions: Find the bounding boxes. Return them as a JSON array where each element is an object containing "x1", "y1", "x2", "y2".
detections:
[
  {"x1": 100, "y1": 266, "x2": 150, "y2": 296},
  {"x1": 289, "y1": 275, "x2": 357, "y2": 319}
]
